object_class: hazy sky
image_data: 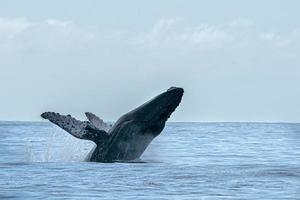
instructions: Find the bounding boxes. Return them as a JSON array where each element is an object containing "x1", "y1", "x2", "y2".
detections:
[{"x1": 0, "y1": 0, "x2": 299, "y2": 122}]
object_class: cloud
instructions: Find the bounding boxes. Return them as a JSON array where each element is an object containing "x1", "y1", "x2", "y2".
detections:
[
  {"x1": 0, "y1": 18, "x2": 95, "y2": 54},
  {"x1": 131, "y1": 17, "x2": 298, "y2": 51},
  {"x1": 0, "y1": 18, "x2": 32, "y2": 35},
  {"x1": 0, "y1": 17, "x2": 299, "y2": 121},
  {"x1": 131, "y1": 18, "x2": 233, "y2": 48},
  {"x1": 0, "y1": 17, "x2": 298, "y2": 56}
]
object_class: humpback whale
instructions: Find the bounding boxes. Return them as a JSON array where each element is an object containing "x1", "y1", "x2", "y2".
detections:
[{"x1": 41, "y1": 87, "x2": 184, "y2": 162}]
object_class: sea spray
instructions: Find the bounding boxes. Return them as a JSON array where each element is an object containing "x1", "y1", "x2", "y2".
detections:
[{"x1": 24, "y1": 128, "x2": 94, "y2": 162}]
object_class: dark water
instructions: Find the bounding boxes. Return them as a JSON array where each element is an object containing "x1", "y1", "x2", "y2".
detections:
[{"x1": 0, "y1": 122, "x2": 299, "y2": 199}]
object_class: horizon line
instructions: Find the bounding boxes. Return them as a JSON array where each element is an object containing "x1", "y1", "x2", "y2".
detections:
[{"x1": 0, "y1": 120, "x2": 299, "y2": 124}]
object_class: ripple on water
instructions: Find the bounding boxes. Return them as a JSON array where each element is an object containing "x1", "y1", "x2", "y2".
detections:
[{"x1": 0, "y1": 122, "x2": 299, "y2": 199}]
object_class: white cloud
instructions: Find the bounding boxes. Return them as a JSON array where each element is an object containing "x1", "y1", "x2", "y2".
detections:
[
  {"x1": 139, "y1": 18, "x2": 299, "y2": 49},
  {"x1": 0, "y1": 18, "x2": 32, "y2": 35},
  {"x1": 131, "y1": 18, "x2": 233, "y2": 48},
  {"x1": 0, "y1": 17, "x2": 298, "y2": 54},
  {"x1": 0, "y1": 18, "x2": 96, "y2": 54},
  {"x1": 228, "y1": 19, "x2": 255, "y2": 28},
  {"x1": 0, "y1": 17, "x2": 299, "y2": 121}
]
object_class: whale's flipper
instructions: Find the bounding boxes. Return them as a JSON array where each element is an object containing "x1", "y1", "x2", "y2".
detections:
[
  {"x1": 85, "y1": 112, "x2": 111, "y2": 132},
  {"x1": 41, "y1": 112, "x2": 109, "y2": 144}
]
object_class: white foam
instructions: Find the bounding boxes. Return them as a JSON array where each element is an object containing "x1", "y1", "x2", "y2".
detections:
[{"x1": 25, "y1": 129, "x2": 95, "y2": 162}]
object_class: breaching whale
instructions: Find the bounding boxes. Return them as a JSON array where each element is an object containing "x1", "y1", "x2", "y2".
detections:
[{"x1": 41, "y1": 87, "x2": 184, "y2": 162}]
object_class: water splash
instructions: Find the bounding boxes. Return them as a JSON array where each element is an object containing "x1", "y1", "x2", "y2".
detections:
[{"x1": 25, "y1": 128, "x2": 94, "y2": 162}]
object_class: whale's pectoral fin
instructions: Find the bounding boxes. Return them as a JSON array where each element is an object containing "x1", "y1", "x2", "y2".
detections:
[
  {"x1": 84, "y1": 124, "x2": 109, "y2": 144},
  {"x1": 41, "y1": 112, "x2": 109, "y2": 144},
  {"x1": 85, "y1": 112, "x2": 111, "y2": 132}
]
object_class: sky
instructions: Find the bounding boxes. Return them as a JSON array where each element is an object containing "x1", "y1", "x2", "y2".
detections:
[{"x1": 0, "y1": 0, "x2": 299, "y2": 122}]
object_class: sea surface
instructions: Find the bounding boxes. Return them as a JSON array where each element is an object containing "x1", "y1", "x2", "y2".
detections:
[{"x1": 0, "y1": 122, "x2": 299, "y2": 199}]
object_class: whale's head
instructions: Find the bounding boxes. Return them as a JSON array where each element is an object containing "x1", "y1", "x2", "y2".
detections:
[
  {"x1": 119, "y1": 87, "x2": 184, "y2": 135},
  {"x1": 135, "y1": 87, "x2": 183, "y2": 123},
  {"x1": 104, "y1": 87, "x2": 184, "y2": 161}
]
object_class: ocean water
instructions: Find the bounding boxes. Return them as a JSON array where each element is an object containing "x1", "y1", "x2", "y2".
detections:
[{"x1": 0, "y1": 122, "x2": 299, "y2": 200}]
